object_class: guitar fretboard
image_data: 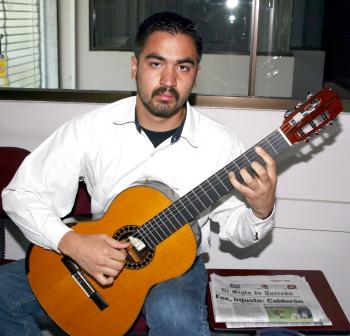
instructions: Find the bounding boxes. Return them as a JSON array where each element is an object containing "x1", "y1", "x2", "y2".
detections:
[{"x1": 134, "y1": 128, "x2": 290, "y2": 249}]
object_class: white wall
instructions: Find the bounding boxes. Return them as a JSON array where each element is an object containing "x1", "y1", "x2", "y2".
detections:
[
  {"x1": 58, "y1": 0, "x2": 76, "y2": 89},
  {"x1": 0, "y1": 100, "x2": 349, "y2": 323}
]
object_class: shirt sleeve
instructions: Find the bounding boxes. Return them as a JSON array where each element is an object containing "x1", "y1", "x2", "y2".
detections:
[
  {"x1": 209, "y1": 195, "x2": 274, "y2": 248},
  {"x1": 208, "y1": 132, "x2": 274, "y2": 248},
  {"x1": 1, "y1": 116, "x2": 89, "y2": 251}
]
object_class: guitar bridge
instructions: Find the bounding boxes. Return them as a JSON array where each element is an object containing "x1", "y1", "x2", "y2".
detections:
[{"x1": 61, "y1": 256, "x2": 108, "y2": 311}]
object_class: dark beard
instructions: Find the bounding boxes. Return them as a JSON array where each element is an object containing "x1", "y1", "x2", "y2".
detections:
[{"x1": 137, "y1": 85, "x2": 187, "y2": 118}]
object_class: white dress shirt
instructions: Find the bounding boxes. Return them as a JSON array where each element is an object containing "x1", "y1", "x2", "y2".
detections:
[{"x1": 2, "y1": 96, "x2": 273, "y2": 253}]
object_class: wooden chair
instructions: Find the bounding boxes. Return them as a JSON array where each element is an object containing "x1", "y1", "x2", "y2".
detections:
[{"x1": 0, "y1": 146, "x2": 30, "y2": 259}]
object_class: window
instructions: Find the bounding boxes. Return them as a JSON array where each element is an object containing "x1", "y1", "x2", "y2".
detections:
[
  {"x1": 89, "y1": 0, "x2": 350, "y2": 100},
  {"x1": 91, "y1": 0, "x2": 254, "y2": 54},
  {"x1": 1, "y1": 0, "x2": 349, "y2": 100},
  {"x1": 0, "y1": 0, "x2": 58, "y2": 88}
]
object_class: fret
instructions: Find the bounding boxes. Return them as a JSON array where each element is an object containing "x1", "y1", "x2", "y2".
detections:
[
  {"x1": 137, "y1": 230, "x2": 156, "y2": 249},
  {"x1": 171, "y1": 200, "x2": 188, "y2": 223},
  {"x1": 185, "y1": 188, "x2": 208, "y2": 212},
  {"x1": 242, "y1": 152, "x2": 253, "y2": 167},
  {"x1": 191, "y1": 186, "x2": 209, "y2": 209},
  {"x1": 206, "y1": 178, "x2": 222, "y2": 198},
  {"x1": 226, "y1": 160, "x2": 245, "y2": 183},
  {"x1": 165, "y1": 206, "x2": 183, "y2": 226},
  {"x1": 158, "y1": 211, "x2": 181, "y2": 233},
  {"x1": 265, "y1": 130, "x2": 289, "y2": 157},
  {"x1": 177, "y1": 196, "x2": 198, "y2": 219},
  {"x1": 153, "y1": 217, "x2": 173, "y2": 236},
  {"x1": 213, "y1": 171, "x2": 231, "y2": 192},
  {"x1": 151, "y1": 219, "x2": 168, "y2": 242},
  {"x1": 265, "y1": 136, "x2": 279, "y2": 156},
  {"x1": 138, "y1": 216, "x2": 170, "y2": 248},
  {"x1": 228, "y1": 160, "x2": 241, "y2": 175},
  {"x1": 198, "y1": 184, "x2": 214, "y2": 203},
  {"x1": 206, "y1": 187, "x2": 220, "y2": 202},
  {"x1": 147, "y1": 221, "x2": 164, "y2": 243},
  {"x1": 206, "y1": 175, "x2": 232, "y2": 200},
  {"x1": 155, "y1": 220, "x2": 168, "y2": 238}
]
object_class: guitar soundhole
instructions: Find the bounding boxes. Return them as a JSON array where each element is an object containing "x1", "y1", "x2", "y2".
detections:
[{"x1": 113, "y1": 225, "x2": 155, "y2": 270}]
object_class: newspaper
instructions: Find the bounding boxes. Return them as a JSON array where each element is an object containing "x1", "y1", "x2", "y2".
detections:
[{"x1": 209, "y1": 273, "x2": 332, "y2": 328}]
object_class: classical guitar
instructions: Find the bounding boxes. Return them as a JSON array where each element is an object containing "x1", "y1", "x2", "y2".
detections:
[{"x1": 26, "y1": 88, "x2": 343, "y2": 335}]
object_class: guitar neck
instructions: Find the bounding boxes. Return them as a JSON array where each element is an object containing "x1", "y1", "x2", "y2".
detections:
[{"x1": 137, "y1": 128, "x2": 291, "y2": 248}]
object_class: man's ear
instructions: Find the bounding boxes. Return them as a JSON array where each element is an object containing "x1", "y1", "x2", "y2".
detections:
[
  {"x1": 193, "y1": 64, "x2": 201, "y2": 87},
  {"x1": 131, "y1": 56, "x2": 138, "y2": 80}
]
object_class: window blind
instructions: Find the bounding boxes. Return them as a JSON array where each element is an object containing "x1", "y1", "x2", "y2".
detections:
[{"x1": 0, "y1": 0, "x2": 41, "y2": 88}]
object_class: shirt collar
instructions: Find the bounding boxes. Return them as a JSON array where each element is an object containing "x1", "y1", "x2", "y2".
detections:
[
  {"x1": 134, "y1": 110, "x2": 186, "y2": 144},
  {"x1": 112, "y1": 96, "x2": 198, "y2": 147},
  {"x1": 180, "y1": 101, "x2": 199, "y2": 147}
]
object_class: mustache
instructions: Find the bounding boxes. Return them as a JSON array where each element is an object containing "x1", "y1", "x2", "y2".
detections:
[{"x1": 151, "y1": 87, "x2": 180, "y2": 101}]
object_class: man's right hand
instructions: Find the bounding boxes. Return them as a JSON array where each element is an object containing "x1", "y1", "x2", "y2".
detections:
[{"x1": 58, "y1": 231, "x2": 129, "y2": 286}]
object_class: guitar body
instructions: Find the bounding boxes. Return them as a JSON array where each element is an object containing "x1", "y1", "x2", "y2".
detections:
[{"x1": 26, "y1": 183, "x2": 197, "y2": 336}]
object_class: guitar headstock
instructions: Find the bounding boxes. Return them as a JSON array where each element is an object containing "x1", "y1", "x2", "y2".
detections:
[{"x1": 281, "y1": 88, "x2": 343, "y2": 144}]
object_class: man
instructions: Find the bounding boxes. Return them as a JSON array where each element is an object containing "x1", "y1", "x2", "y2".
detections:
[{"x1": 0, "y1": 12, "x2": 276, "y2": 335}]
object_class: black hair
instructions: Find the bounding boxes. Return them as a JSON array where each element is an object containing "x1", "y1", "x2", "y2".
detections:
[{"x1": 134, "y1": 12, "x2": 203, "y2": 62}]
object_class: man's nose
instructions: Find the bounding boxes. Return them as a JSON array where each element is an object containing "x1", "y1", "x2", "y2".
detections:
[{"x1": 160, "y1": 67, "x2": 177, "y2": 87}]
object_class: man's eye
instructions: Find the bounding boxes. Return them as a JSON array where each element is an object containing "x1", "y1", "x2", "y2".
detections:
[
  {"x1": 151, "y1": 62, "x2": 161, "y2": 68},
  {"x1": 178, "y1": 65, "x2": 190, "y2": 72}
]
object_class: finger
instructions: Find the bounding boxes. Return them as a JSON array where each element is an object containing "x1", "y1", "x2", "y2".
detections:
[
  {"x1": 240, "y1": 168, "x2": 256, "y2": 184},
  {"x1": 255, "y1": 146, "x2": 275, "y2": 167},
  {"x1": 100, "y1": 261, "x2": 125, "y2": 277},
  {"x1": 255, "y1": 146, "x2": 276, "y2": 178},
  {"x1": 238, "y1": 168, "x2": 261, "y2": 192},
  {"x1": 102, "y1": 235, "x2": 130, "y2": 249},
  {"x1": 251, "y1": 161, "x2": 269, "y2": 182},
  {"x1": 98, "y1": 267, "x2": 119, "y2": 279},
  {"x1": 228, "y1": 171, "x2": 253, "y2": 196},
  {"x1": 94, "y1": 256, "x2": 126, "y2": 279},
  {"x1": 108, "y1": 248, "x2": 128, "y2": 262},
  {"x1": 95, "y1": 273, "x2": 114, "y2": 286}
]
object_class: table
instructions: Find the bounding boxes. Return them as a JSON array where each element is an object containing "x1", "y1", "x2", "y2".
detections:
[{"x1": 207, "y1": 269, "x2": 350, "y2": 335}]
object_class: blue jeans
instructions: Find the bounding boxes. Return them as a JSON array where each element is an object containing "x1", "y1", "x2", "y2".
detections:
[{"x1": 0, "y1": 257, "x2": 210, "y2": 336}]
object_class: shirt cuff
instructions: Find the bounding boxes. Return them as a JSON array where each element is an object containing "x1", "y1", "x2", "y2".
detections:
[
  {"x1": 250, "y1": 205, "x2": 275, "y2": 222},
  {"x1": 249, "y1": 205, "x2": 275, "y2": 241},
  {"x1": 42, "y1": 220, "x2": 73, "y2": 252}
]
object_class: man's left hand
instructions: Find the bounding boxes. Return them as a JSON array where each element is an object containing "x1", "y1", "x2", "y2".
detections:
[{"x1": 228, "y1": 146, "x2": 277, "y2": 219}]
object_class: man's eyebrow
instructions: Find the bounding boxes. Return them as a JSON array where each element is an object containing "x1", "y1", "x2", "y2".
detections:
[
  {"x1": 145, "y1": 53, "x2": 196, "y2": 65},
  {"x1": 145, "y1": 53, "x2": 166, "y2": 61},
  {"x1": 177, "y1": 57, "x2": 196, "y2": 65}
]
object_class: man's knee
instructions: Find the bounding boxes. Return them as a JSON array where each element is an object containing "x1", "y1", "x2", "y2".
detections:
[
  {"x1": 0, "y1": 266, "x2": 16, "y2": 314},
  {"x1": 145, "y1": 289, "x2": 209, "y2": 334}
]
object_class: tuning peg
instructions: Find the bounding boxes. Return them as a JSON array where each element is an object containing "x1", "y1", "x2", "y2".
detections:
[
  {"x1": 306, "y1": 92, "x2": 314, "y2": 100},
  {"x1": 284, "y1": 109, "x2": 293, "y2": 118},
  {"x1": 312, "y1": 97, "x2": 321, "y2": 107}
]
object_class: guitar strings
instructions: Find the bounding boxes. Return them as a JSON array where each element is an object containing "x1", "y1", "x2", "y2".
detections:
[
  {"x1": 136, "y1": 127, "x2": 291, "y2": 246},
  {"x1": 130, "y1": 95, "x2": 337, "y2": 248},
  {"x1": 133, "y1": 127, "x2": 290, "y2": 248},
  {"x1": 135, "y1": 141, "x2": 281, "y2": 247},
  {"x1": 134, "y1": 109, "x2": 330, "y2": 248}
]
